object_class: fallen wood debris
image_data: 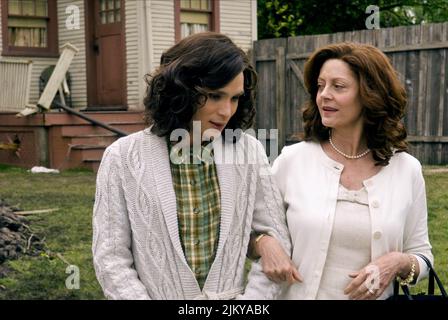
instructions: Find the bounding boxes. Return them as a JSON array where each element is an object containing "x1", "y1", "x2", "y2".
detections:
[
  {"x1": 14, "y1": 208, "x2": 59, "y2": 216},
  {"x1": 0, "y1": 198, "x2": 45, "y2": 264}
]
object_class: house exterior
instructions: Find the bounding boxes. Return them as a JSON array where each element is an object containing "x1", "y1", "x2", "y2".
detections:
[{"x1": 0, "y1": 0, "x2": 257, "y2": 170}]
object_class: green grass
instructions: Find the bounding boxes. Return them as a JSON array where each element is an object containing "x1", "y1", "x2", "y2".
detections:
[
  {"x1": 415, "y1": 168, "x2": 448, "y2": 295},
  {"x1": 0, "y1": 164, "x2": 446, "y2": 299},
  {"x1": 0, "y1": 164, "x2": 103, "y2": 299}
]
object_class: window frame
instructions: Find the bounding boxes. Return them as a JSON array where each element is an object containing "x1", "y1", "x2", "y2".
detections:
[
  {"x1": 174, "y1": 0, "x2": 219, "y2": 42},
  {"x1": 1, "y1": 0, "x2": 59, "y2": 57}
]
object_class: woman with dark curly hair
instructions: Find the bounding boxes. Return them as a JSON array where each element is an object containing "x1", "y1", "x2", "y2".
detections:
[
  {"x1": 253, "y1": 42, "x2": 433, "y2": 300},
  {"x1": 93, "y1": 32, "x2": 294, "y2": 300},
  {"x1": 144, "y1": 32, "x2": 257, "y2": 139}
]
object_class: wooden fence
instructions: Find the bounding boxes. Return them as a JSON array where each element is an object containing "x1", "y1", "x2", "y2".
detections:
[{"x1": 253, "y1": 22, "x2": 448, "y2": 165}]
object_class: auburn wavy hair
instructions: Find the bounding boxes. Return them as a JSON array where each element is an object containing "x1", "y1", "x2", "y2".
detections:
[
  {"x1": 143, "y1": 32, "x2": 257, "y2": 140},
  {"x1": 302, "y1": 42, "x2": 408, "y2": 166}
]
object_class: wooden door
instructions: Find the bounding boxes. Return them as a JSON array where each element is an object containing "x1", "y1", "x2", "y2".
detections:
[{"x1": 86, "y1": 0, "x2": 126, "y2": 110}]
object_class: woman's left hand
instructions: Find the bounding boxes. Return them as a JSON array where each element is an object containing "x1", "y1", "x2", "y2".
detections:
[
  {"x1": 256, "y1": 235, "x2": 303, "y2": 284},
  {"x1": 344, "y1": 252, "x2": 408, "y2": 300}
]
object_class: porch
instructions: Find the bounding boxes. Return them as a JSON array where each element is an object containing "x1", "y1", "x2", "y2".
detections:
[{"x1": 0, "y1": 111, "x2": 145, "y2": 172}]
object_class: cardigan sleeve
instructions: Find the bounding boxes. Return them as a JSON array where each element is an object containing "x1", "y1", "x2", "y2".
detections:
[
  {"x1": 403, "y1": 162, "x2": 433, "y2": 284},
  {"x1": 239, "y1": 139, "x2": 292, "y2": 299},
  {"x1": 92, "y1": 143, "x2": 151, "y2": 300}
]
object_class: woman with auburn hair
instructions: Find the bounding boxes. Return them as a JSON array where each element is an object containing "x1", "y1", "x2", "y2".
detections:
[{"x1": 253, "y1": 42, "x2": 433, "y2": 299}]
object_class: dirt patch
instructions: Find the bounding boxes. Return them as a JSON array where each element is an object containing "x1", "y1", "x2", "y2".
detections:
[{"x1": 0, "y1": 198, "x2": 45, "y2": 273}]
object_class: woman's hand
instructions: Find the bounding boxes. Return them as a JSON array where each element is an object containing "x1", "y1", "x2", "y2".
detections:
[
  {"x1": 256, "y1": 235, "x2": 303, "y2": 284},
  {"x1": 343, "y1": 252, "x2": 410, "y2": 300}
]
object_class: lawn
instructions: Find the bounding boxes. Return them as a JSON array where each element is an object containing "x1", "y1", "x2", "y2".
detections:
[
  {"x1": 0, "y1": 164, "x2": 447, "y2": 299},
  {"x1": 0, "y1": 165, "x2": 103, "y2": 299}
]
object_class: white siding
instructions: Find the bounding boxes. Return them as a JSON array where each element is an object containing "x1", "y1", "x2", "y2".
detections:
[
  {"x1": 125, "y1": 0, "x2": 140, "y2": 109},
  {"x1": 0, "y1": 3, "x2": 2, "y2": 55},
  {"x1": 0, "y1": 54, "x2": 58, "y2": 105},
  {"x1": 130, "y1": 0, "x2": 255, "y2": 110},
  {"x1": 1, "y1": 1, "x2": 256, "y2": 112},
  {"x1": 135, "y1": 0, "x2": 153, "y2": 110},
  {"x1": 0, "y1": 2, "x2": 57, "y2": 106},
  {"x1": 0, "y1": 1, "x2": 86, "y2": 108},
  {"x1": 151, "y1": 0, "x2": 175, "y2": 69},
  {"x1": 146, "y1": 0, "x2": 255, "y2": 64},
  {"x1": 58, "y1": 0, "x2": 87, "y2": 108},
  {"x1": 220, "y1": 0, "x2": 255, "y2": 52},
  {"x1": 0, "y1": 53, "x2": 60, "y2": 104},
  {"x1": 128, "y1": 0, "x2": 175, "y2": 110}
]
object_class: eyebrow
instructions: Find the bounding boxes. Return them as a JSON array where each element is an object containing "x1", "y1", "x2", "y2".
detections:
[
  {"x1": 317, "y1": 77, "x2": 350, "y2": 82},
  {"x1": 211, "y1": 90, "x2": 245, "y2": 97}
]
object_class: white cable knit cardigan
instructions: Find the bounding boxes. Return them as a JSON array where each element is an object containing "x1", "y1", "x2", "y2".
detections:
[{"x1": 92, "y1": 128, "x2": 291, "y2": 300}]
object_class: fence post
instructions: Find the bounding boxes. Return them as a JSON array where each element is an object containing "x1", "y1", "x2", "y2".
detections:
[{"x1": 276, "y1": 46, "x2": 286, "y2": 152}]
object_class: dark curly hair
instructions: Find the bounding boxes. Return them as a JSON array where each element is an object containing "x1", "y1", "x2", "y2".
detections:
[
  {"x1": 143, "y1": 32, "x2": 257, "y2": 141},
  {"x1": 302, "y1": 42, "x2": 408, "y2": 166}
]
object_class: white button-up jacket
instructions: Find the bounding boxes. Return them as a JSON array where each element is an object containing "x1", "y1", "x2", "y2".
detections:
[{"x1": 272, "y1": 141, "x2": 433, "y2": 300}]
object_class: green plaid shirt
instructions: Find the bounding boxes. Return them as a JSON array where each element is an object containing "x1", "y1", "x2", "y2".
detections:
[{"x1": 168, "y1": 141, "x2": 221, "y2": 289}]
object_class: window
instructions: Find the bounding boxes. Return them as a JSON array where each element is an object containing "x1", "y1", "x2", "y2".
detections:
[
  {"x1": 175, "y1": 0, "x2": 219, "y2": 41},
  {"x1": 1, "y1": 0, "x2": 58, "y2": 57},
  {"x1": 98, "y1": 0, "x2": 121, "y2": 24}
]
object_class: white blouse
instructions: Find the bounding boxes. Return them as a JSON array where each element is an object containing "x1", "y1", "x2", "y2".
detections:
[
  {"x1": 272, "y1": 141, "x2": 433, "y2": 300},
  {"x1": 316, "y1": 184, "x2": 371, "y2": 299}
]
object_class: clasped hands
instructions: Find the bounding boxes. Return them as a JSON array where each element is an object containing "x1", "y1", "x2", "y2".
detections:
[{"x1": 256, "y1": 236, "x2": 410, "y2": 300}]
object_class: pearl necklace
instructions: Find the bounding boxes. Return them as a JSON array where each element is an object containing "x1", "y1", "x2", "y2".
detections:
[{"x1": 328, "y1": 134, "x2": 370, "y2": 159}]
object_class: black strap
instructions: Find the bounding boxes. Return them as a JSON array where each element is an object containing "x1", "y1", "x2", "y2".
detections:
[
  {"x1": 414, "y1": 253, "x2": 448, "y2": 297},
  {"x1": 392, "y1": 253, "x2": 448, "y2": 300}
]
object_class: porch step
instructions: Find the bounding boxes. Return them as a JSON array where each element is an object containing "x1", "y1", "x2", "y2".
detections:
[
  {"x1": 61, "y1": 122, "x2": 145, "y2": 136},
  {"x1": 71, "y1": 143, "x2": 108, "y2": 152},
  {"x1": 53, "y1": 116, "x2": 145, "y2": 172},
  {"x1": 61, "y1": 123, "x2": 144, "y2": 172},
  {"x1": 63, "y1": 133, "x2": 117, "y2": 145},
  {"x1": 43, "y1": 111, "x2": 145, "y2": 126},
  {"x1": 68, "y1": 144, "x2": 108, "y2": 171},
  {"x1": 0, "y1": 111, "x2": 145, "y2": 172},
  {"x1": 83, "y1": 159, "x2": 101, "y2": 172}
]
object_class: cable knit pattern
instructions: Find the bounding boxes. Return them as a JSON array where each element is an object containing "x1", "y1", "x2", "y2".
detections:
[{"x1": 93, "y1": 129, "x2": 291, "y2": 299}]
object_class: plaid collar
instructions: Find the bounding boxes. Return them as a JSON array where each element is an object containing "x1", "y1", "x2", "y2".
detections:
[{"x1": 167, "y1": 136, "x2": 215, "y2": 165}]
